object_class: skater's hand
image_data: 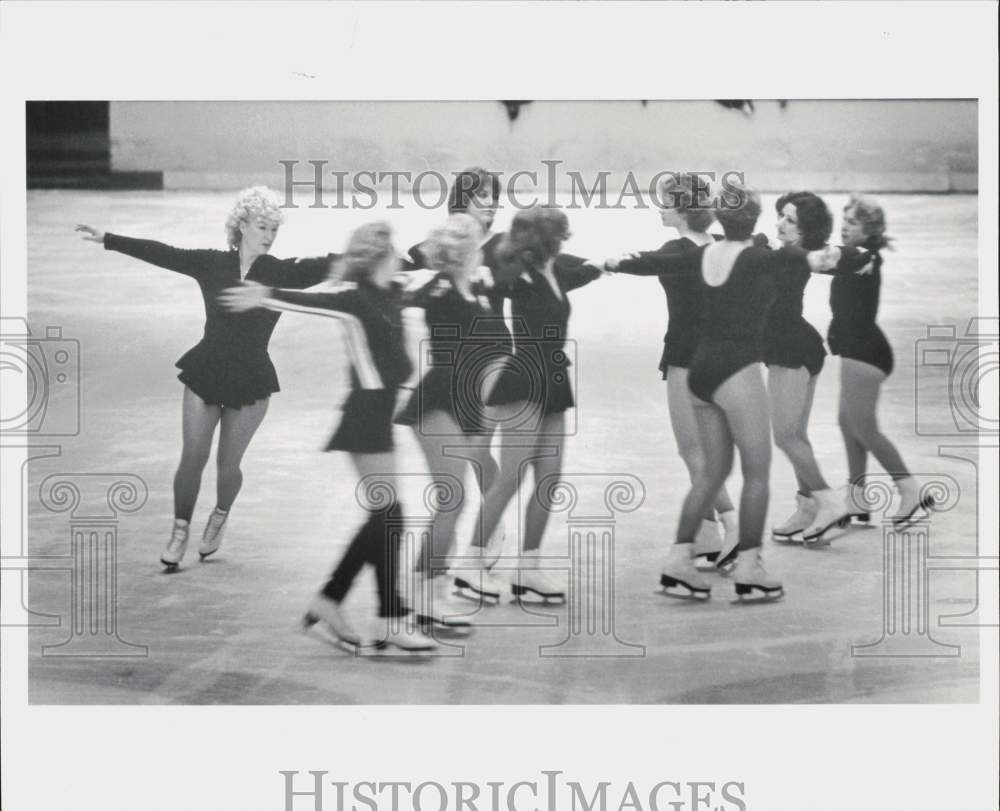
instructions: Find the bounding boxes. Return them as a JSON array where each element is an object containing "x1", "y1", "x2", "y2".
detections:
[
  {"x1": 471, "y1": 265, "x2": 495, "y2": 288},
  {"x1": 217, "y1": 281, "x2": 269, "y2": 312},
  {"x1": 854, "y1": 252, "x2": 876, "y2": 275},
  {"x1": 602, "y1": 253, "x2": 635, "y2": 272},
  {"x1": 806, "y1": 245, "x2": 841, "y2": 273},
  {"x1": 75, "y1": 224, "x2": 105, "y2": 243}
]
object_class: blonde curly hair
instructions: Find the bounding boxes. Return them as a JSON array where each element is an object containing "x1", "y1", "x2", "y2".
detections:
[
  {"x1": 339, "y1": 221, "x2": 395, "y2": 282},
  {"x1": 845, "y1": 193, "x2": 892, "y2": 251},
  {"x1": 423, "y1": 213, "x2": 482, "y2": 279},
  {"x1": 225, "y1": 186, "x2": 285, "y2": 249}
]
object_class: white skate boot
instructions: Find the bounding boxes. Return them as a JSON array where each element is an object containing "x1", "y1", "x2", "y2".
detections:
[
  {"x1": 845, "y1": 482, "x2": 872, "y2": 525},
  {"x1": 484, "y1": 521, "x2": 506, "y2": 568},
  {"x1": 414, "y1": 574, "x2": 472, "y2": 630},
  {"x1": 892, "y1": 477, "x2": 936, "y2": 530},
  {"x1": 512, "y1": 553, "x2": 566, "y2": 604},
  {"x1": 302, "y1": 593, "x2": 363, "y2": 649},
  {"x1": 732, "y1": 547, "x2": 784, "y2": 602},
  {"x1": 198, "y1": 507, "x2": 228, "y2": 560},
  {"x1": 659, "y1": 543, "x2": 711, "y2": 600},
  {"x1": 771, "y1": 493, "x2": 816, "y2": 543},
  {"x1": 716, "y1": 511, "x2": 740, "y2": 572},
  {"x1": 454, "y1": 565, "x2": 506, "y2": 605},
  {"x1": 160, "y1": 519, "x2": 190, "y2": 569},
  {"x1": 693, "y1": 519, "x2": 723, "y2": 570},
  {"x1": 383, "y1": 621, "x2": 438, "y2": 653},
  {"x1": 802, "y1": 489, "x2": 850, "y2": 545}
]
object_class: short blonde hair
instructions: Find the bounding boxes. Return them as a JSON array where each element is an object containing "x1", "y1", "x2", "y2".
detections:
[
  {"x1": 845, "y1": 193, "x2": 892, "y2": 250},
  {"x1": 341, "y1": 221, "x2": 395, "y2": 282},
  {"x1": 423, "y1": 214, "x2": 482, "y2": 278},
  {"x1": 225, "y1": 186, "x2": 285, "y2": 249}
]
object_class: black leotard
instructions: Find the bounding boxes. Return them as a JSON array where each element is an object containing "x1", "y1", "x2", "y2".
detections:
[
  {"x1": 633, "y1": 241, "x2": 818, "y2": 403},
  {"x1": 825, "y1": 249, "x2": 893, "y2": 375},
  {"x1": 266, "y1": 281, "x2": 412, "y2": 453},
  {"x1": 761, "y1": 253, "x2": 826, "y2": 377},
  {"x1": 615, "y1": 235, "x2": 723, "y2": 378},
  {"x1": 103, "y1": 233, "x2": 334, "y2": 408},
  {"x1": 486, "y1": 258, "x2": 602, "y2": 414},
  {"x1": 395, "y1": 274, "x2": 507, "y2": 434}
]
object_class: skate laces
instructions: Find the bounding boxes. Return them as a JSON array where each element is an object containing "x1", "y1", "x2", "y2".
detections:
[
  {"x1": 205, "y1": 509, "x2": 228, "y2": 536},
  {"x1": 168, "y1": 525, "x2": 188, "y2": 552}
]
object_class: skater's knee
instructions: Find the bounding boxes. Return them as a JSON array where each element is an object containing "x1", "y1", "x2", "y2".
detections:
[
  {"x1": 179, "y1": 448, "x2": 211, "y2": 473},
  {"x1": 772, "y1": 424, "x2": 798, "y2": 453}
]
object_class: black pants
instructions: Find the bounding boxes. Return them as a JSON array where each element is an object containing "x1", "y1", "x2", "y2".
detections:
[{"x1": 322, "y1": 502, "x2": 407, "y2": 618}]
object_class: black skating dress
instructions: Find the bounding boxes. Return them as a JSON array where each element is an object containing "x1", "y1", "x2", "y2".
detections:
[
  {"x1": 632, "y1": 241, "x2": 868, "y2": 404},
  {"x1": 614, "y1": 235, "x2": 723, "y2": 378},
  {"x1": 824, "y1": 249, "x2": 893, "y2": 376},
  {"x1": 265, "y1": 281, "x2": 412, "y2": 454},
  {"x1": 486, "y1": 259, "x2": 602, "y2": 414},
  {"x1": 395, "y1": 273, "x2": 510, "y2": 434},
  {"x1": 103, "y1": 233, "x2": 334, "y2": 408},
  {"x1": 761, "y1": 253, "x2": 827, "y2": 377}
]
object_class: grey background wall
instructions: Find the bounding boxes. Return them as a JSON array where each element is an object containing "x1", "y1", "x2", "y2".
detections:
[{"x1": 110, "y1": 99, "x2": 978, "y2": 193}]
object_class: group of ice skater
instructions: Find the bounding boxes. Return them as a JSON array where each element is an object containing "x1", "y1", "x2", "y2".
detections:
[{"x1": 76, "y1": 167, "x2": 934, "y2": 653}]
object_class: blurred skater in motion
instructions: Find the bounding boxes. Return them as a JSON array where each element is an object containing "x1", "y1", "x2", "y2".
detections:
[
  {"x1": 219, "y1": 222, "x2": 435, "y2": 653},
  {"x1": 396, "y1": 214, "x2": 508, "y2": 623},
  {"x1": 467, "y1": 206, "x2": 604, "y2": 604},
  {"x1": 613, "y1": 172, "x2": 738, "y2": 570},
  {"x1": 827, "y1": 195, "x2": 934, "y2": 528},
  {"x1": 405, "y1": 168, "x2": 507, "y2": 551},
  {"x1": 766, "y1": 191, "x2": 851, "y2": 545},
  {"x1": 76, "y1": 187, "x2": 334, "y2": 570}
]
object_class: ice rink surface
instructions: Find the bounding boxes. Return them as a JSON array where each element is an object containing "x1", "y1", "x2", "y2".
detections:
[{"x1": 23, "y1": 190, "x2": 983, "y2": 704}]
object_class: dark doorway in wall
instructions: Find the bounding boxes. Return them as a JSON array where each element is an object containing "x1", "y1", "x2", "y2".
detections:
[{"x1": 27, "y1": 101, "x2": 162, "y2": 189}]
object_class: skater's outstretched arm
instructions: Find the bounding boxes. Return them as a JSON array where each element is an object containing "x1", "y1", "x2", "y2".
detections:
[
  {"x1": 77, "y1": 226, "x2": 219, "y2": 278},
  {"x1": 554, "y1": 255, "x2": 605, "y2": 292},
  {"x1": 608, "y1": 242, "x2": 705, "y2": 276},
  {"x1": 260, "y1": 252, "x2": 342, "y2": 289},
  {"x1": 218, "y1": 281, "x2": 360, "y2": 317}
]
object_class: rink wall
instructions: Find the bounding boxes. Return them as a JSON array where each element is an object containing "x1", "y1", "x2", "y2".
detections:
[{"x1": 110, "y1": 100, "x2": 978, "y2": 194}]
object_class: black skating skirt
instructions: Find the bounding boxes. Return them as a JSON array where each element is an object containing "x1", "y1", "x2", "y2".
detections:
[
  {"x1": 486, "y1": 355, "x2": 575, "y2": 414},
  {"x1": 763, "y1": 317, "x2": 826, "y2": 377},
  {"x1": 658, "y1": 330, "x2": 698, "y2": 379},
  {"x1": 326, "y1": 389, "x2": 398, "y2": 454},
  {"x1": 687, "y1": 340, "x2": 761, "y2": 405},
  {"x1": 176, "y1": 344, "x2": 278, "y2": 408},
  {"x1": 828, "y1": 323, "x2": 894, "y2": 376},
  {"x1": 395, "y1": 367, "x2": 490, "y2": 434}
]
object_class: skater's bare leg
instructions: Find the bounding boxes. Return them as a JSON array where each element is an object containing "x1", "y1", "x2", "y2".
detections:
[
  {"x1": 524, "y1": 412, "x2": 565, "y2": 553},
  {"x1": 415, "y1": 412, "x2": 472, "y2": 575},
  {"x1": 838, "y1": 362, "x2": 870, "y2": 484},
  {"x1": 667, "y1": 368, "x2": 735, "y2": 519},
  {"x1": 675, "y1": 402, "x2": 734, "y2": 543},
  {"x1": 215, "y1": 397, "x2": 269, "y2": 512},
  {"x1": 840, "y1": 359, "x2": 910, "y2": 479},
  {"x1": 769, "y1": 366, "x2": 828, "y2": 493},
  {"x1": 716, "y1": 365, "x2": 773, "y2": 552},
  {"x1": 174, "y1": 386, "x2": 222, "y2": 522}
]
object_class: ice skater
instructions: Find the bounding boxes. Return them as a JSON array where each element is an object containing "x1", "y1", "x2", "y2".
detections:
[
  {"x1": 218, "y1": 221, "x2": 435, "y2": 653},
  {"x1": 467, "y1": 206, "x2": 604, "y2": 604},
  {"x1": 765, "y1": 191, "x2": 852, "y2": 545},
  {"x1": 396, "y1": 213, "x2": 509, "y2": 622},
  {"x1": 76, "y1": 187, "x2": 334, "y2": 570},
  {"x1": 611, "y1": 172, "x2": 738, "y2": 570},
  {"x1": 611, "y1": 183, "x2": 863, "y2": 602},
  {"x1": 827, "y1": 195, "x2": 934, "y2": 528}
]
